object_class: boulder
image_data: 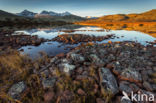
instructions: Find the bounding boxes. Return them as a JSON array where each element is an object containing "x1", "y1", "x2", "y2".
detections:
[
  {"x1": 8, "y1": 81, "x2": 26, "y2": 99},
  {"x1": 119, "y1": 68, "x2": 142, "y2": 82},
  {"x1": 69, "y1": 53, "x2": 85, "y2": 63},
  {"x1": 99, "y1": 68, "x2": 119, "y2": 95}
]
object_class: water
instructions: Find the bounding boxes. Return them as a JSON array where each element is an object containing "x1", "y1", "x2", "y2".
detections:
[{"x1": 15, "y1": 26, "x2": 156, "y2": 58}]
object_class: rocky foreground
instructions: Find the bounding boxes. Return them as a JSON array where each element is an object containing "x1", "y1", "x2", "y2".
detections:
[{"x1": 5, "y1": 42, "x2": 156, "y2": 103}]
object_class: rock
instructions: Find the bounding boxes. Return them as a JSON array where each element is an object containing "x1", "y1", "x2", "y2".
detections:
[
  {"x1": 89, "y1": 54, "x2": 103, "y2": 65},
  {"x1": 8, "y1": 81, "x2": 26, "y2": 99},
  {"x1": 69, "y1": 53, "x2": 85, "y2": 62},
  {"x1": 96, "y1": 98, "x2": 105, "y2": 103},
  {"x1": 143, "y1": 81, "x2": 153, "y2": 91},
  {"x1": 77, "y1": 88, "x2": 86, "y2": 96},
  {"x1": 119, "y1": 81, "x2": 133, "y2": 95},
  {"x1": 59, "y1": 63, "x2": 76, "y2": 74},
  {"x1": 42, "y1": 77, "x2": 56, "y2": 88},
  {"x1": 50, "y1": 57, "x2": 58, "y2": 63},
  {"x1": 119, "y1": 68, "x2": 142, "y2": 82},
  {"x1": 99, "y1": 68, "x2": 119, "y2": 95},
  {"x1": 119, "y1": 81, "x2": 139, "y2": 95},
  {"x1": 121, "y1": 98, "x2": 132, "y2": 103}
]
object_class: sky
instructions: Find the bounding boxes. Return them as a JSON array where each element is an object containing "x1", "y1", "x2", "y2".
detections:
[{"x1": 0, "y1": 0, "x2": 156, "y2": 17}]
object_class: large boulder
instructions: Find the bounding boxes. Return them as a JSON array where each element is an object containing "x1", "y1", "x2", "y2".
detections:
[{"x1": 99, "y1": 68, "x2": 119, "y2": 95}]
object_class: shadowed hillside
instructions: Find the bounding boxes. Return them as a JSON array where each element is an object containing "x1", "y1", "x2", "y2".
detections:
[{"x1": 0, "y1": 10, "x2": 85, "y2": 27}]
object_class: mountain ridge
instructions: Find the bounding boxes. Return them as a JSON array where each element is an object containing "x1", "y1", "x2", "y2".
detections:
[
  {"x1": 17, "y1": 9, "x2": 73, "y2": 17},
  {"x1": 89, "y1": 9, "x2": 156, "y2": 22}
]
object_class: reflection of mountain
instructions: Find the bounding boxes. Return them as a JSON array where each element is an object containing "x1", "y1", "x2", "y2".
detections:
[{"x1": 24, "y1": 25, "x2": 84, "y2": 34}]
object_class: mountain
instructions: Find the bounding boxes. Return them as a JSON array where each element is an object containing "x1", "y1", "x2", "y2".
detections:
[
  {"x1": 58, "y1": 11, "x2": 72, "y2": 16},
  {"x1": 38, "y1": 10, "x2": 72, "y2": 16},
  {"x1": 85, "y1": 9, "x2": 156, "y2": 22},
  {"x1": 16, "y1": 9, "x2": 37, "y2": 17},
  {"x1": 40, "y1": 10, "x2": 58, "y2": 16},
  {"x1": 0, "y1": 10, "x2": 20, "y2": 18},
  {"x1": 17, "y1": 10, "x2": 72, "y2": 17}
]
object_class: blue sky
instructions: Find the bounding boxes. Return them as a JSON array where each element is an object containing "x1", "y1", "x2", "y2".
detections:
[{"x1": 0, "y1": 0, "x2": 156, "y2": 17}]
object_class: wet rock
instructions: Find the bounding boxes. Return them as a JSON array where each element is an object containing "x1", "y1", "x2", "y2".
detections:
[
  {"x1": 42, "y1": 77, "x2": 56, "y2": 89},
  {"x1": 8, "y1": 81, "x2": 26, "y2": 99},
  {"x1": 99, "y1": 68, "x2": 119, "y2": 95}
]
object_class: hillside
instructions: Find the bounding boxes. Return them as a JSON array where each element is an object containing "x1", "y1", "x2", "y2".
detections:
[
  {"x1": 16, "y1": 10, "x2": 86, "y2": 22},
  {"x1": 85, "y1": 9, "x2": 156, "y2": 22},
  {"x1": 77, "y1": 9, "x2": 156, "y2": 37},
  {"x1": 0, "y1": 10, "x2": 23, "y2": 20}
]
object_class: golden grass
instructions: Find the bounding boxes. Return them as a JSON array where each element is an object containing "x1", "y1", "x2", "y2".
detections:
[{"x1": 0, "y1": 49, "x2": 50, "y2": 103}]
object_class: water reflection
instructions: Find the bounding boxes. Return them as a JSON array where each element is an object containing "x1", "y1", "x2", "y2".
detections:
[{"x1": 17, "y1": 26, "x2": 155, "y2": 58}]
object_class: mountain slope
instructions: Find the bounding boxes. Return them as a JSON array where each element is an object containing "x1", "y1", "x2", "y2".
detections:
[
  {"x1": 16, "y1": 9, "x2": 37, "y2": 17},
  {"x1": 0, "y1": 10, "x2": 22, "y2": 19},
  {"x1": 17, "y1": 10, "x2": 73, "y2": 17},
  {"x1": 87, "y1": 9, "x2": 156, "y2": 22}
]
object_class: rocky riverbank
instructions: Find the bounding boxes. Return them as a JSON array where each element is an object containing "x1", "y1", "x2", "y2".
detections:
[
  {"x1": 3, "y1": 41, "x2": 155, "y2": 103},
  {"x1": 0, "y1": 31, "x2": 47, "y2": 49}
]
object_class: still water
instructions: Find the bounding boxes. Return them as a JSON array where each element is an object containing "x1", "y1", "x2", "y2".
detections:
[{"x1": 14, "y1": 26, "x2": 156, "y2": 58}]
